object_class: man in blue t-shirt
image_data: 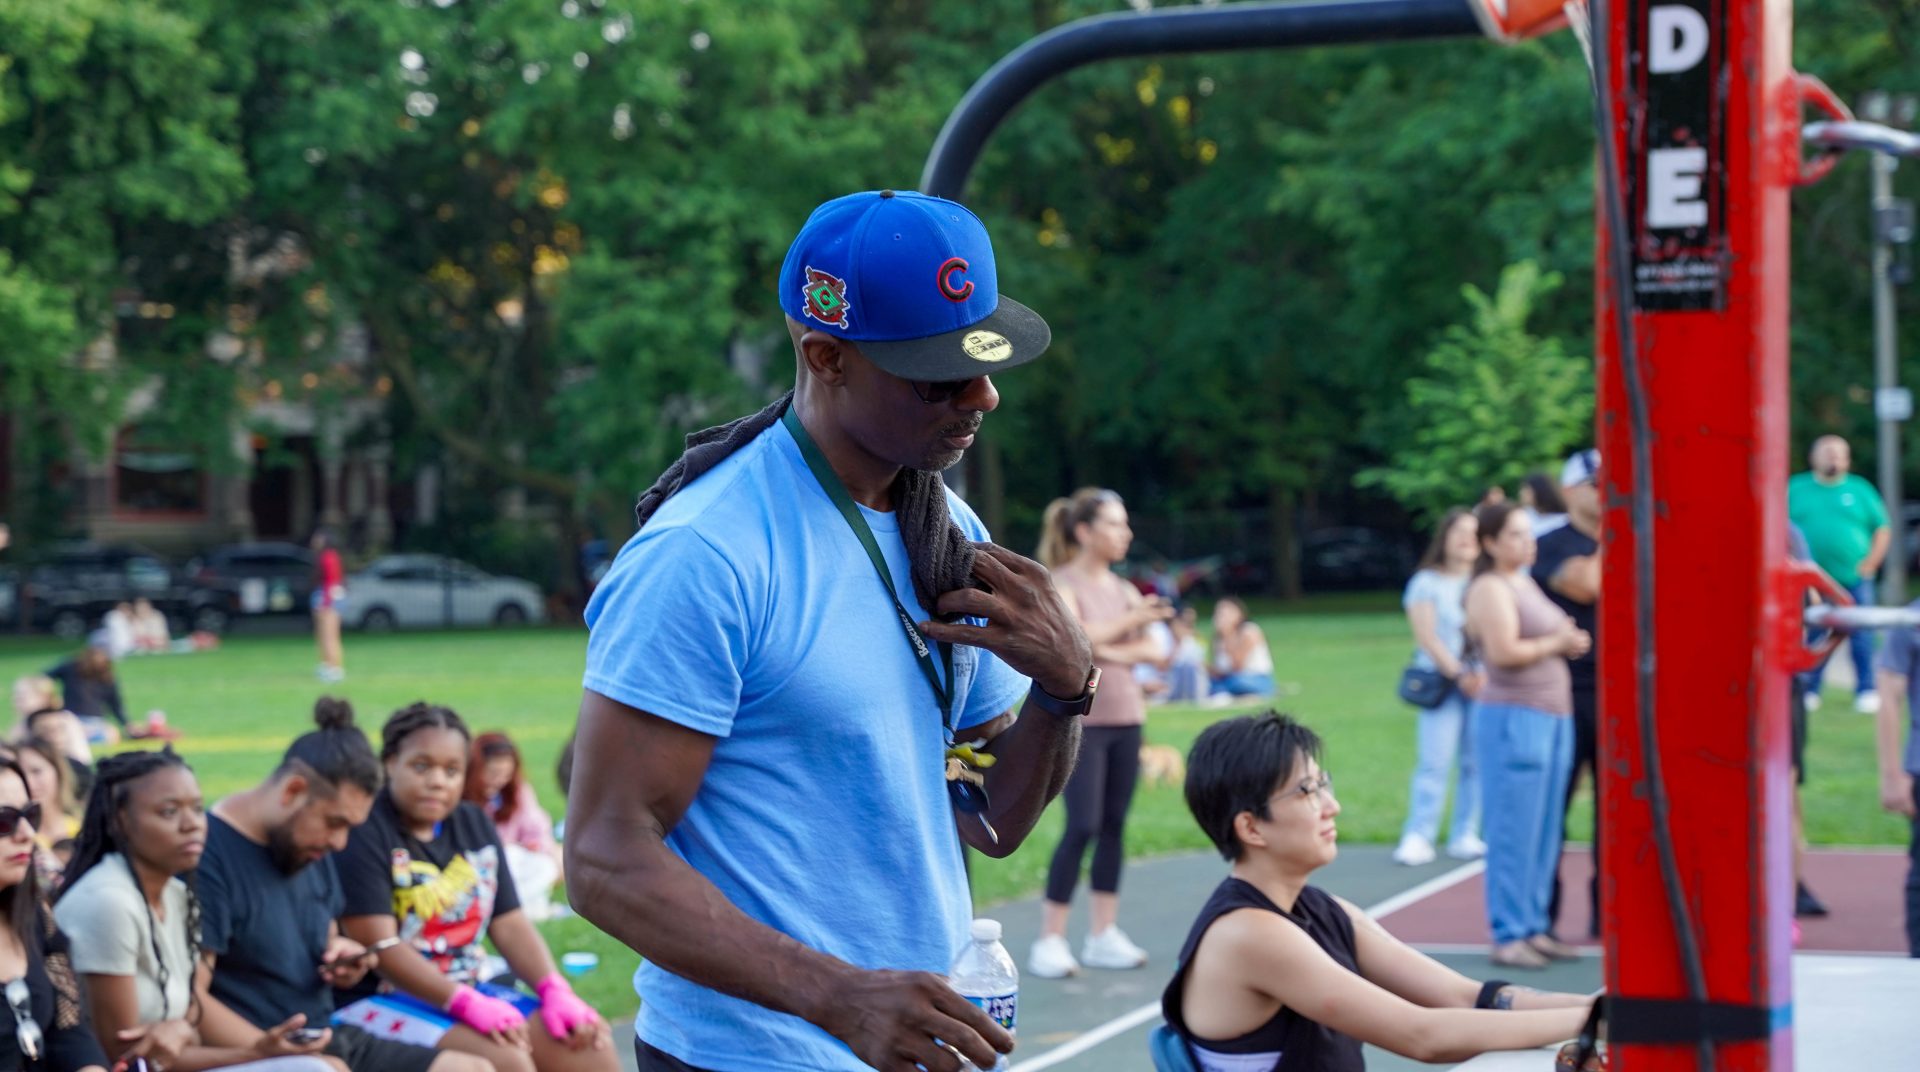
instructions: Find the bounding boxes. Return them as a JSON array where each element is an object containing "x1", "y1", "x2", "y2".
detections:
[
  {"x1": 571, "y1": 190, "x2": 1095, "y2": 1072},
  {"x1": 1871, "y1": 611, "x2": 1920, "y2": 957}
]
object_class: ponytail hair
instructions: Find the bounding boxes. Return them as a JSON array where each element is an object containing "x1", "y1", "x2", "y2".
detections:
[
  {"x1": 276, "y1": 697, "x2": 382, "y2": 797},
  {"x1": 1035, "y1": 487, "x2": 1123, "y2": 570}
]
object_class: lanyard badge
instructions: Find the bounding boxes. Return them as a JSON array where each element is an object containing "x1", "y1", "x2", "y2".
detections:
[{"x1": 782, "y1": 408, "x2": 997, "y2": 843}]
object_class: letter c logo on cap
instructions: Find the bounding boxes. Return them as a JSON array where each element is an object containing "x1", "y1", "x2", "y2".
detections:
[{"x1": 937, "y1": 257, "x2": 974, "y2": 303}]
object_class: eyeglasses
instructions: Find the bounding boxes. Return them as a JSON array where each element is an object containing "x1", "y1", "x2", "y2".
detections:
[
  {"x1": 910, "y1": 378, "x2": 980, "y2": 405},
  {"x1": 0, "y1": 803, "x2": 40, "y2": 836},
  {"x1": 6, "y1": 977, "x2": 41, "y2": 1062},
  {"x1": 1273, "y1": 772, "x2": 1335, "y2": 806}
]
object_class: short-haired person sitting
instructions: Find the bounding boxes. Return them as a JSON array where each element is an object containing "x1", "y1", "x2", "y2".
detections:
[
  {"x1": 195, "y1": 699, "x2": 485, "y2": 1072},
  {"x1": 1160, "y1": 712, "x2": 1595, "y2": 1070},
  {"x1": 333, "y1": 703, "x2": 612, "y2": 1072},
  {"x1": 54, "y1": 750, "x2": 334, "y2": 1072},
  {"x1": 0, "y1": 757, "x2": 109, "y2": 1072}
]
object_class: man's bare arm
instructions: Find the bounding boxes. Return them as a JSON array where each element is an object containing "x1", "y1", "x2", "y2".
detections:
[
  {"x1": 566, "y1": 690, "x2": 1008, "y2": 1072},
  {"x1": 957, "y1": 698, "x2": 1082, "y2": 857}
]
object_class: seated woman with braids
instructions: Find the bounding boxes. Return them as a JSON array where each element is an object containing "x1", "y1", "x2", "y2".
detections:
[
  {"x1": 0, "y1": 756, "x2": 109, "y2": 1072},
  {"x1": 332, "y1": 703, "x2": 613, "y2": 1072},
  {"x1": 53, "y1": 750, "x2": 337, "y2": 1072}
]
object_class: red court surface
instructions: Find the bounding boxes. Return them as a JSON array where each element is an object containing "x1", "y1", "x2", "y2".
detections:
[{"x1": 1378, "y1": 847, "x2": 1912, "y2": 955}]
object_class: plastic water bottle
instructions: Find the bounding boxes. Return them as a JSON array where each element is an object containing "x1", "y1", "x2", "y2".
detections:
[{"x1": 948, "y1": 918, "x2": 1017, "y2": 1072}]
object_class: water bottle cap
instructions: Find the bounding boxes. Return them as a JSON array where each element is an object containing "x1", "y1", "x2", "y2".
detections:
[{"x1": 971, "y1": 919, "x2": 1002, "y2": 943}]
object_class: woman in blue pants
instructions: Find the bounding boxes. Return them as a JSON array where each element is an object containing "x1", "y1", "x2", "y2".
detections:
[{"x1": 1462, "y1": 501, "x2": 1589, "y2": 970}]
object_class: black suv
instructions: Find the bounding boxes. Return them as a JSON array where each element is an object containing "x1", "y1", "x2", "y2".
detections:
[
  {"x1": 18, "y1": 544, "x2": 230, "y2": 640},
  {"x1": 185, "y1": 542, "x2": 316, "y2": 622}
]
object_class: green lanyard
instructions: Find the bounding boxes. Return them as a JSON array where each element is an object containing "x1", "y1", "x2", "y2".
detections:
[{"x1": 781, "y1": 407, "x2": 957, "y2": 739}]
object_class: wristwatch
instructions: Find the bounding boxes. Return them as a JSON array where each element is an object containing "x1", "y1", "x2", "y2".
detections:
[{"x1": 1028, "y1": 666, "x2": 1102, "y2": 718}]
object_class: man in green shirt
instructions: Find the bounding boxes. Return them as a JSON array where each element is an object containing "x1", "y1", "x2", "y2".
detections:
[{"x1": 1789, "y1": 434, "x2": 1892, "y2": 714}]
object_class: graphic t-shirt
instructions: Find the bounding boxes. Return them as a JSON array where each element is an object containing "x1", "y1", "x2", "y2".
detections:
[
  {"x1": 582, "y1": 419, "x2": 1030, "y2": 1072},
  {"x1": 1788, "y1": 472, "x2": 1888, "y2": 585},
  {"x1": 335, "y1": 792, "x2": 520, "y2": 1003}
]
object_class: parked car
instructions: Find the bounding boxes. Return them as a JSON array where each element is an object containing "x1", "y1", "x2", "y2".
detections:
[
  {"x1": 1298, "y1": 527, "x2": 1416, "y2": 592},
  {"x1": 346, "y1": 554, "x2": 547, "y2": 631},
  {"x1": 185, "y1": 542, "x2": 316, "y2": 622},
  {"x1": 17, "y1": 544, "x2": 230, "y2": 639}
]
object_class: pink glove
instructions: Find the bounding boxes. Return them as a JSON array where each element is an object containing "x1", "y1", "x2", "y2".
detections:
[
  {"x1": 446, "y1": 985, "x2": 526, "y2": 1037},
  {"x1": 534, "y1": 974, "x2": 599, "y2": 1040}
]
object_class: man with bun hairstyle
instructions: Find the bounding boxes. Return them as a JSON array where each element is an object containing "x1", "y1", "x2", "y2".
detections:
[
  {"x1": 572, "y1": 190, "x2": 1095, "y2": 1072},
  {"x1": 195, "y1": 698, "x2": 491, "y2": 1072}
]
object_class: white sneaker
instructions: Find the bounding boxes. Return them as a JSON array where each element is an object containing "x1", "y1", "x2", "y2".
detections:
[
  {"x1": 1446, "y1": 834, "x2": 1487, "y2": 860},
  {"x1": 1081, "y1": 926, "x2": 1148, "y2": 970},
  {"x1": 1027, "y1": 934, "x2": 1081, "y2": 979},
  {"x1": 1804, "y1": 691, "x2": 1823, "y2": 712},
  {"x1": 1855, "y1": 691, "x2": 1881, "y2": 715},
  {"x1": 1392, "y1": 833, "x2": 1437, "y2": 866}
]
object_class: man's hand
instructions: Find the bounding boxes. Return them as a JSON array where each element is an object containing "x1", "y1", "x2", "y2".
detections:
[
  {"x1": 815, "y1": 967, "x2": 1012, "y2": 1072},
  {"x1": 1882, "y1": 772, "x2": 1915, "y2": 817},
  {"x1": 318, "y1": 935, "x2": 372, "y2": 989},
  {"x1": 922, "y1": 543, "x2": 1093, "y2": 699},
  {"x1": 251, "y1": 1016, "x2": 330, "y2": 1060}
]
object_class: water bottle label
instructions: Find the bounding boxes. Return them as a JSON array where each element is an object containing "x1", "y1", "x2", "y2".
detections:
[{"x1": 966, "y1": 993, "x2": 1017, "y2": 1033}]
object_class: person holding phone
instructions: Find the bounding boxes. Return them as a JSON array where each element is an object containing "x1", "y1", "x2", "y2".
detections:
[
  {"x1": 55, "y1": 750, "x2": 336, "y2": 1072},
  {"x1": 193, "y1": 700, "x2": 486, "y2": 1072},
  {"x1": 1028, "y1": 488, "x2": 1170, "y2": 978},
  {"x1": 333, "y1": 703, "x2": 612, "y2": 1072}
]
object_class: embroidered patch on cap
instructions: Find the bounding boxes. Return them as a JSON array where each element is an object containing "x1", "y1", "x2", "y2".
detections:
[
  {"x1": 802, "y1": 266, "x2": 851, "y2": 328},
  {"x1": 962, "y1": 330, "x2": 1012, "y2": 363},
  {"x1": 937, "y1": 257, "x2": 974, "y2": 302}
]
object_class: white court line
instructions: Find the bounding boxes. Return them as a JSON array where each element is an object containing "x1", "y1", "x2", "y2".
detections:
[{"x1": 1010, "y1": 860, "x2": 1484, "y2": 1071}]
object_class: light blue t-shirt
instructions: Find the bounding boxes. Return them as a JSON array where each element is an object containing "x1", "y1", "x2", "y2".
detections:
[
  {"x1": 1872, "y1": 599, "x2": 1920, "y2": 776},
  {"x1": 1402, "y1": 568, "x2": 1469, "y2": 671},
  {"x1": 583, "y1": 421, "x2": 1030, "y2": 1071}
]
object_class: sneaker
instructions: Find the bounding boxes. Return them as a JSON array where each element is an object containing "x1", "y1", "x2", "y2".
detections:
[
  {"x1": 1445, "y1": 834, "x2": 1487, "y2": 861},
  {"x1": 1392, "y1": 833, "x2": 1437, "y2": 867},
  {"x1": 1027, "y1": 934, "x2": 1081, "y2": 979},
  {"x1": 1804, "y1": 691, "x2": 1823, "y2": 712},
  {"x1": 1081, "y1": 926, "x2": 1148, "y2": 971},
  {"x1": 1528, "y1": 934, "x2": 1581, "y2": 960},
  {"x1": 1855, "y1": 690, "x2": 1880, "y2": 715},
  {"x1": 1794, "y1": 882, "x2": 1830, "y2": 918}
]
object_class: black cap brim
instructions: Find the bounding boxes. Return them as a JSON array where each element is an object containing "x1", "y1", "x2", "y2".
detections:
[{"x1": 855, "y1": 296, "x2": 1051, "y2": 382}]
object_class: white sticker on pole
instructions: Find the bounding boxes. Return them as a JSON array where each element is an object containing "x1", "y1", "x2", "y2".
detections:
[{"x1": 1876, "y1": 387, "x2": 1912, "y2": 422}]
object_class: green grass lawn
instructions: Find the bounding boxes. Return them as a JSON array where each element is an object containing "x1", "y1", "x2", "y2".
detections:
[{"x1": 0, "y1": 602, "x2": 1902, "y2": 1019}]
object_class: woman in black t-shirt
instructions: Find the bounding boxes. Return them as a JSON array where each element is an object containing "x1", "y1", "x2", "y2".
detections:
[
  {"x1": 334, "y1": 704, "x2": 613, "y2": 1072},
  {"x1": 0, "y1": 757, "x2": 107, "y2": 1072},
  {"x1": 1161, "y1": 713, "x2": 1598, "y2": 1071}
]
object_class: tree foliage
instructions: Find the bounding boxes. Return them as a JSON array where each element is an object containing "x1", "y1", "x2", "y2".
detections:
[
  {"x1": 1357, "y1": 261, "x2": 1594, "y2": 520},
  {"x1": 0, "y1": 0, "x2": 1914, "y2": 589}
]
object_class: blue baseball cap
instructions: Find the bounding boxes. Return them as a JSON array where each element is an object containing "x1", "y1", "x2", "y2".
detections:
[{"x1": 778, "y1": 190, "x2": 1051, "y2": 381}]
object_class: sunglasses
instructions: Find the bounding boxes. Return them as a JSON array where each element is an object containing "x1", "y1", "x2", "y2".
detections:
[
  {"x1": 0, "y1": 803, "x2": 40, "y2": 836},
  {"x1": 6, "y1": 977, "x2": 40, "y2": 1062},
  {"x1": 910, "y1": 378, "x2": 980, "y2": 405}
]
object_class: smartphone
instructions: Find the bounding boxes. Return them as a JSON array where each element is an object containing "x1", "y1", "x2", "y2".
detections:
[{"x1": 285, "y1": 1028, "x2": 328, "y2": 1045}]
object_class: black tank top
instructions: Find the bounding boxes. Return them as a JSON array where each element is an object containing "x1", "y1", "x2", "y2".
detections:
[{"x1": 1160, "y1": 878, "x2": 1368, "y2": 1072}]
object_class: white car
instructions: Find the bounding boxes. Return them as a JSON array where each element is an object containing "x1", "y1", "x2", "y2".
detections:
[{"x1": 345, "y1": 554, "x2": 546, "y2": 631}]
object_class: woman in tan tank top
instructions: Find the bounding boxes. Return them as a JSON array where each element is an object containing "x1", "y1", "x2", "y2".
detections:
[
  {"x1": 1027, "y1": 488, "x2": 1173, "y2": 980},
  {"x1": 1463, "y1": 501, "x2": 1591, "y2": 970}
]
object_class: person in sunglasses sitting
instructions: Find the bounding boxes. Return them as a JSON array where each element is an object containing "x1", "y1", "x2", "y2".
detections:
[
  {"x1": 0, "y1": 756, "x2": 108, "y2": 1072},
  {"x1": 1159, "y1": 713, "x2": 1595, "y2": 1071},
  {"x1": 54, "y1": 749, "x2": 337, "y2": 1072}
]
